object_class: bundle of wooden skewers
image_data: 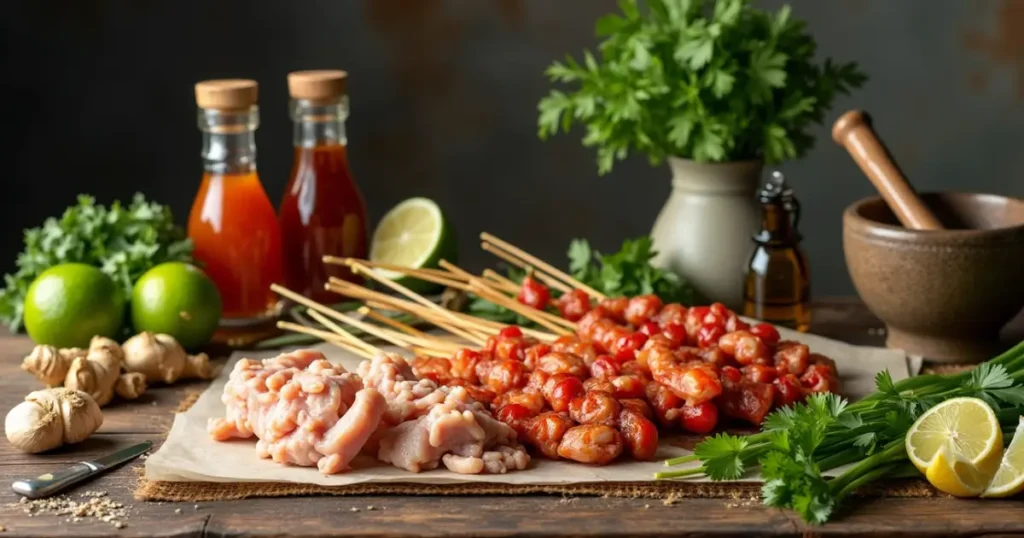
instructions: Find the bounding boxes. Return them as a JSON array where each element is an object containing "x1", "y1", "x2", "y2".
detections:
[{"x1": 273, "y1": 232, "x2": 594, "y2": 359}]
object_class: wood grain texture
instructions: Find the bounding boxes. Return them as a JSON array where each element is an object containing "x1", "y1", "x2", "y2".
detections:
[{"x1": 0, "y1": 300, "x2": 1022, "y2": 538}]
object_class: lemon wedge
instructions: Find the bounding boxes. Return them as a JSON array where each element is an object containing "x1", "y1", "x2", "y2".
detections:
[
  {"x1": 925, "y1": 446, "x2": 993, "y2": 497},
  {"x1": 905, "y1": 397, "x2": 1003, "y2": 479},
  {"x1": 982, "y1": 416, "x2": 1024, "y2": 498}
]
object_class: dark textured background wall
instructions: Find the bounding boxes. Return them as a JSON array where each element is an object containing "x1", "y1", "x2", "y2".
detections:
[{"x1": 2, "y1": 0, "x2": 1023, "y2": 298}]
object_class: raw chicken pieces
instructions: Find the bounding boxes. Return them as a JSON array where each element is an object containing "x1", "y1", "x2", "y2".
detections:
[
  {"x1": 208, "y1": 349, "x2": 386, "y2": 474},
  {"x1": 358, "y1": 354, "x2": 530, "y2": 474},
  {"x1": 210, "y1": 350, "x2": 529, "y2": 476}
]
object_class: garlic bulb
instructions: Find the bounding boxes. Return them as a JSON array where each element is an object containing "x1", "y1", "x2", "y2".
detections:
[{"x1": 5, "y1": 388, "x2": 103, "y2": 454}]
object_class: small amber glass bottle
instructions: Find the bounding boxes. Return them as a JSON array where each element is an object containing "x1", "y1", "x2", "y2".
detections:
[{"x1": 743, "y1": 171, "x2": 811, "y2": 331}]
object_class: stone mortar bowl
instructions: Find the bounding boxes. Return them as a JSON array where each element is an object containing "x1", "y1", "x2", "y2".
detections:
[{"x1": 843, "y1": 192, "x2": 1024, "y2": 363}]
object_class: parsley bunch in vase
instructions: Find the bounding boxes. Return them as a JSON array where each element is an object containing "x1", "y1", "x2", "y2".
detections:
[{"x1": 537, "y1": 0, "x2": 865, "y2": 310}]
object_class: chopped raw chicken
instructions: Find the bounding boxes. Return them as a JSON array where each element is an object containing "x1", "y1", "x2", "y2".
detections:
[
  {"x1": 209, "y1": 349, "x2": 386, "y2": 474},
  {"x1": 360, "y1": 354, "x2": 530, "y2": 474}
]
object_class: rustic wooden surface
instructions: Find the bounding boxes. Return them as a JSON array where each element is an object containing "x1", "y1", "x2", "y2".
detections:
[{"x1": 1, "y1": 299, "x2": 1023, "y2": 538}]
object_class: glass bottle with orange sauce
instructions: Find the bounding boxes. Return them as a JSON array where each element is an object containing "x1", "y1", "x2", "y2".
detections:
[
  {"x1": 279, "y1": 70, "x2": 368, "y2": 304},
  {"x1": 188, "y1": 80, "x2": 284, "y2": 329}
]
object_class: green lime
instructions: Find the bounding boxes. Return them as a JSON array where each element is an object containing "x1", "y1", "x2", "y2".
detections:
[
  {"x1": 131, "y1": 262, "x2": 222, "y2": 350},
  {"x1": 24, "y1": 263, "x2": 125, "y2": 348},
  {"x1": 369, "y1": 197, "x2": 457, "y2": 294}
]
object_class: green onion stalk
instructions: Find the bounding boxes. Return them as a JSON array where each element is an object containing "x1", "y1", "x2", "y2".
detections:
[{"x1": 656, "y1": 340, "x2": 1024, "y2": 491}]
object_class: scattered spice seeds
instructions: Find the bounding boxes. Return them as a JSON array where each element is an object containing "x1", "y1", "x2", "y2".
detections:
[{"x1": 8, "y1": 492, "x2": 129, "y2": 529}]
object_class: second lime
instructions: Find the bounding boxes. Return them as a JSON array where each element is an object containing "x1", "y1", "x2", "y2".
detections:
[{"x1": 131, "y1": 262, "x2": 222, "y2": 350}]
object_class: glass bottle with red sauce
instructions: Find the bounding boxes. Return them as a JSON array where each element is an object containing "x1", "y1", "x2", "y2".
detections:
[
  {"x1": 188, "y1": 80, "x2": 284, "y2": 326},
  {"x1": 279, "y1": 70, "x2": 368, "y2": 304}
]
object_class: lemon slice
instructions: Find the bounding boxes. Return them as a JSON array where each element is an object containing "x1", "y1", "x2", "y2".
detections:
[
  {"x1": 905, "y1": 397, "x2": 1003, "y2": 478},
  {"x1": 982, "y1": 416, "x2": 1024, "y2": 498},
  {"x1": 369, "y1": 198, "x2": 456, "y2": 293},
  {"x1": 925, "y1": 446, "x2": 993, "y2": 497}
]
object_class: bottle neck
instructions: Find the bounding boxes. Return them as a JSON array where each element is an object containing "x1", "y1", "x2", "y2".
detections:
[
  {"x1": 199, "y1": 107, "x2": 258, "y2": 175},
  {"x1": 292, "y1": 97, "x2": 348, "y2": 148},
  {"x1": 755, "y1": 204, "x2": 800, "y2": 244}
]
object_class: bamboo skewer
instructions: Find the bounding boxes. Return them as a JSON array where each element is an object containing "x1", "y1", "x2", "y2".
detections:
[
  {"x1": 358, "y1": 306, "x2": 429, "y2": 338},
  {"x1": 324, "y1": 256, "x2": 471, "y2": 290},
  {"x1": 480, "y1": 243, "x2": 572, "y2": 294},
  {"x1": 364, "y1": 299, "x2": 558, "y2": 343},
  {"x1": 326, "y1": 281, "x2": 486, "y2": 347},
  {"x1": 346, "y1": 262, "x2": 489, "y2": 345},
  {"x1": 305, "y1": 309, "x2": 380, "y2": 356},
  {"x1": 468, "y1": 277, "x2": 575, "y2": 329},
  {"x1": 438, "y1": 260, "x2": 474, "y2": 281},
  {"x1": 480, "y1": 232, "x2": 605, "y2": 299},
  {"x1": 438, "y1": 260, "x2": 572, "y2": 340},
  {"x1": 326, "y1": 280, "x2": 505, "y2": 342},
  {"x1": 272, "y1": 283, "x2": 463, "y2": 353},
  {"x1": 323, "y1": 256, "x2": 462, "y2": 280},
  {"x1": 468, "y1": 280, "x2": 572, "y2": 335},
  {"x1": 481, "y1": 268, "x2": 524, "y2": 294},
  {"x1": 277, "y1": 321, "x2": 377, "y2": 360}
]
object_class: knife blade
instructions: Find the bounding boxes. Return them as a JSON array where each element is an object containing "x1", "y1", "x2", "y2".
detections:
[{"x1": 11, "y1": 440, "x2": 153, "y2": 499}]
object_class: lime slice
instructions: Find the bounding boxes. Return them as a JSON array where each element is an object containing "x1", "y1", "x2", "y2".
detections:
[{"x1": 369, "y1": 197, "x2": 457, "y2": 294}]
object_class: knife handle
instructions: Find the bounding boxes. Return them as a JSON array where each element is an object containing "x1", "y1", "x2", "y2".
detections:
[{"x1": 12, "y1": 462, "x2": 99, "y2": 499}]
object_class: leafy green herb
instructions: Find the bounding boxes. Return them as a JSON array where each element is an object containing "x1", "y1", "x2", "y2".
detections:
[
  {"x1": 538, "y1": 0, "x2": 867, "y2": 174},
  {"x1": 0, "y1": 194, "x2": 194, "y2": 331},
  {"x1": 693, "y1": 433, "x2": 749, "y2": 480},
  {"x1": 570, "y1": 237, "x2": 694, "y2": 304},
  {"x1": 759, "y1": 394, "x2": 848, "y2": 524}
]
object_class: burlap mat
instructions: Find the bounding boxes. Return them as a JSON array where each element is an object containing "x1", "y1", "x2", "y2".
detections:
[{"x1": 133, "y1": 387, "x2": 945, "y2": 502}]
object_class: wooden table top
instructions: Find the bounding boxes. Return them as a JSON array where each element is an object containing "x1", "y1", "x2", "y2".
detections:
[{"x1": 1, "y1": 299, "x2": 1023, "y2": 538}]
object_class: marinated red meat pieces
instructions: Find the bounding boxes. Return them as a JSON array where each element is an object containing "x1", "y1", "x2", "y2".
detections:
[{"x1": 557, "y1": 425, "x2": 623, "y2": 465}]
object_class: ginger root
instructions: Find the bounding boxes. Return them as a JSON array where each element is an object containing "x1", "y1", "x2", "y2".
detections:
[
  {"x1": 21, "y1": 345, "x2": 86, "y2": 387},
  {"x1": 115, "y1": 373, "x2": 147, "y2": 400},
  {"x1": 5, "y1": 388, "x2": 103, "y2": 453},
  {"x1": 22, "y1": 336, "x2": 148, "y2": 407},
  {"x1": 122, "y1": 332, "x2": 215, "y2": 384},
  {"x1": 65, "y1": 346, "x2": 122, "y2": 407}
]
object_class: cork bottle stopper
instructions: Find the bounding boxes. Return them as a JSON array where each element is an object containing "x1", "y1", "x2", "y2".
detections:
[
  {"x1": 195, "y1": 79, "x2": 258, "y2": 110},
  {"x1": 287, "y1": 70, "x2": 348, "y2": 103}
]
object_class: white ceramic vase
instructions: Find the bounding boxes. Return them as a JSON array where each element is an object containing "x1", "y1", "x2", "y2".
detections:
[{"x1": 650, "y1": 157, "x2": 763, "y2": 311}]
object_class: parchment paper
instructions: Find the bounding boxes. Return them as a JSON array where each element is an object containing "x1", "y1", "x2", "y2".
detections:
[{"x1": 146, "y1": 327, "x2": 918, "y2": 486}]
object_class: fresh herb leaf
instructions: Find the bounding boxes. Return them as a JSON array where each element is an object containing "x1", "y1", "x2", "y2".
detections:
[
  {"x1": 988, "y1": 387, "x2": 1024, "y2": 406},
  {"x1": 967, "y1": 363, "x2": 1013, "y2": 391},
  {"x1": 567, "y1": 239, "x2": 592, "y2": 275},
  {"x1": 693, "y1": 433, "x2": 749, "y2": 480},
  {"x1": 0, "y1": 194, "x2": 193, "y2": 332},
  {"x1": 570, "y1": 237, "x2": 695, "y2": 304},
  {"x1": 852, "y1": 432, "x2": 877, "y2": 449},
  {"x1": 874, "y1": 370, "x2": 898, "y2": 396},
  {"x1": 762, "y1": 405, "x2": 798, "y2": 432},
  {"x1": 836, "y1": 413, "x2": 864, "y2": 430}
]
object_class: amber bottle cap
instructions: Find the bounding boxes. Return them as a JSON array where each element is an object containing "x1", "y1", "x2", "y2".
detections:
[
  {"x1": 195, "y1": 79, "x2": 258, "y2": 110},
  {"x1": 287, "y1": 70, "x2": 348, "y2": 102}
]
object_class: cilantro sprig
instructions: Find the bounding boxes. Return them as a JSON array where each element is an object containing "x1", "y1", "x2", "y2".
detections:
[
  {"x1": 538, "y1": 0, "x2": 867, "y2": 174},
  {"x1": 569, "y1": 237, "x2": 694, "y2": 305},
  {"x1": 658, "y1": 340, "x2": 1024, "y2": 525},
  {"x1": 0, "y1": 194, "x2": 194, "y2": 332}
]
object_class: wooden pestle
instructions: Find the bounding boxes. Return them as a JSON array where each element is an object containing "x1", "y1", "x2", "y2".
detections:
[{"x1": 832, "y1": 110, "x2": 944, "y2": 230}]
